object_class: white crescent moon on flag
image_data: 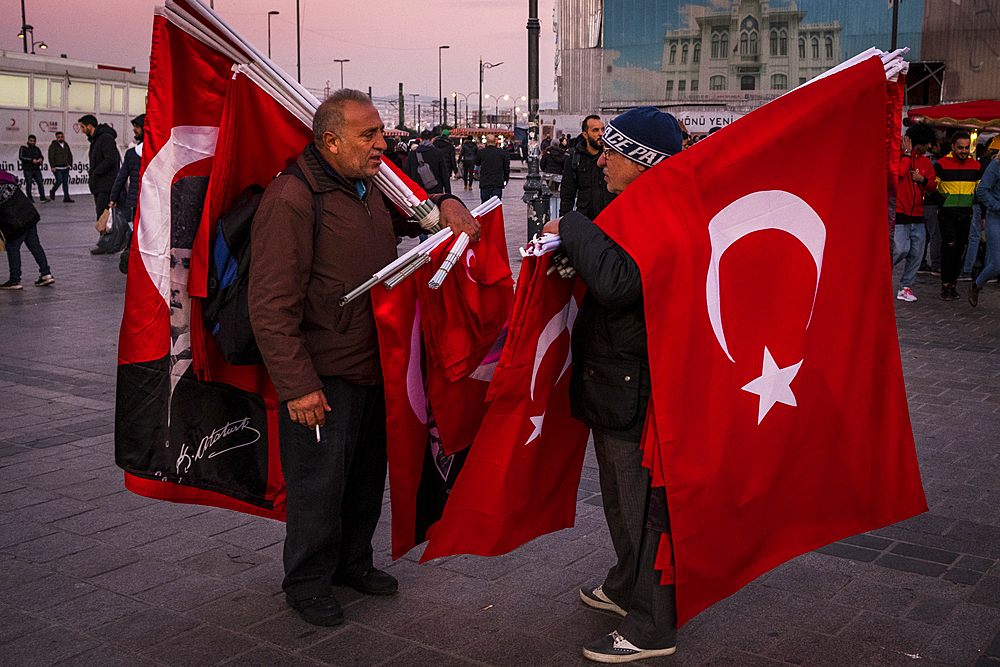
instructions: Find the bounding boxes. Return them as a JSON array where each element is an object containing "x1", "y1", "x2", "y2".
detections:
[
  {"x1": 137, "y1": 126, "x2": 221, "y2": 308},
  {"x1": 406, "y1": 301, "x2": 428, "y2": 425},
  {"x1": 706, "y1": 190, "x2": 826, "y2": 362},
  {"x1": 530, "y1": 297, "x2": 579, "y2": 400}
]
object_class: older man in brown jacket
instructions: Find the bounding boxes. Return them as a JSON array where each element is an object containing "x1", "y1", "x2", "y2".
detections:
[{"x1": 249, "y1": 89, "x2": 479, "y2": 627}]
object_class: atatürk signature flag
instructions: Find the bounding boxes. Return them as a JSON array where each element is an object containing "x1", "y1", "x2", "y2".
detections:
[{"x1": 594, "y1": 54, "x2": 927, "y2": 625}]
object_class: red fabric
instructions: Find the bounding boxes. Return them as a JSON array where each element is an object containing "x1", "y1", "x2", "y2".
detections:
[
  {"x1": 380, "y1": 153, "x2": 428, "y2": 202},
  {"x1": 908, "y1": 99, "x2": 1000, "y2": 128},
  {"x1": 594, "y1": 55, "x2": 927, "y2": 626},
  {"x1": 887, "y1": 73, "x2": 905, "y2": 234},
  {"x1": 421, "y1": 255, "x2": 591, "y2": 561}
]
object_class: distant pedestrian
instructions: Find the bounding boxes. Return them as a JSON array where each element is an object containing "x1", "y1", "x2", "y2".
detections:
[
  {"x1": 18, "y1": 135, "x2": 47, "y2": 203},
  {"x1": 934, "y1": 131, "x2": 980, "y2": 300},
  {"x1": 47, "y1": 131, "x2": 74, "y2": 202},
  {"x1": 109, "y1": 114, "x2": 145, "y2": 271},
  {"x1": 458, "y1": 135, "x2": 478, "y2": 191},
  {"x1": 561, "y1": 115, "x2": 615, "y2": 219},
  {"x1": 78, "y1": 114, "x2": 121, "y2": 255},
  {"x1": 540, "y1": 135, "x2": 568, "y2": 193},
  {"x1": 893, "y1": 122, "x2": 938, "y2": 303},
  {"x1": 405, "y1": 130, "x2": 449, "y2": 195},
  {"x1": 475, "y1": 133, "x2": 509, "y2": 203},
  {"x1": 432, "y1": 129, "x2": 458, "y2": 194},
  {"x1": 0, "y1": 169, "x2": 53, "y2": 290},
  {"x1": 969, "y1": 151, "x2": 1000, "y2": 307}
]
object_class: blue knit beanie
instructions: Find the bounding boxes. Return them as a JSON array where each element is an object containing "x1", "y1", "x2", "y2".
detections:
[{"x1": 602, "y1": 107, "x2": 683, "y2": 167}]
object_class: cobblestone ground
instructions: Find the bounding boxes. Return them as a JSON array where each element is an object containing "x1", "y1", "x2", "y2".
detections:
[{"x1": 1, "y1": 183, "x2": 999, "y2": 667}]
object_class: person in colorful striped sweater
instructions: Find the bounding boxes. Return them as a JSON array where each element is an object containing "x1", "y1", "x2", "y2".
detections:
[{"x1": 933, "y1": 131, "x2": 980, "y2": 300}]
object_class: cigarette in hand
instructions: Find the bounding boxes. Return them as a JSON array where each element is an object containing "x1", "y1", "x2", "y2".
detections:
[{"x1": 315, "y1": 425, "x2": 321, "y2": 442}]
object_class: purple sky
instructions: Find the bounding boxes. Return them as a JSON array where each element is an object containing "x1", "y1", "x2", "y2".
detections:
[{"x1": 8, "y1": 0, "x2": 558, "y2": 104}]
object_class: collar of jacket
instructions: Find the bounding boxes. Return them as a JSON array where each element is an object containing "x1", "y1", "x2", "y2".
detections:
[{"x1": 302, "y1": 142, "x2": 372, "y2": 199}]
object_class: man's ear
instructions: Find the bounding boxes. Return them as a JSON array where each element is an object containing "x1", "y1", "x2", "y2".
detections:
[{"x1": 324, "y1": 131, "x2": 339, "y2": 155}]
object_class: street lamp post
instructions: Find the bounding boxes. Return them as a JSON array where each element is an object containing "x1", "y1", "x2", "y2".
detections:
[
  {"x1": 267, "y1": 11, "x2": 279, "y2": 60},
  {"x1": 20, "y1": 0, "x2": 27, "y2": 53},
  {"x1": 17, "y1": 25, "x2": 46, "y2": 55},
  {"x1": 295, "y1": 0, "x2": 301, "y2": 83},
  {"x1": 478, "y1": 59, "x2": 503, "y2": 128},
  {"x1": 454, "y1": 92, "x2": 475, "y2": 128},
  {"x1": 409, "y1": 93, "x2": 419, "y2": 130},
  {"x1": 523, "y1": 0, "x2": 549, "y2": 239},
  {"x1": 333, "y1": 59, "x2": 349, "y2": 88},
  {"x1": 438, "y1": 45, "x2": 449, "y2": 129}
]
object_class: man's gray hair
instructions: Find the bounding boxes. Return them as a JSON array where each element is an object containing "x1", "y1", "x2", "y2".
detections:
[{"x1": 313, "y1": 89, "x2": 372, "y2": 143}]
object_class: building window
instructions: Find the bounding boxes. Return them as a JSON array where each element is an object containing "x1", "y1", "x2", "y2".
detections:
[
  {"x1": 678, "y1": 80, "x2": 686, "y2": 93},
  {"x1": 771, "y1": 74, "x2": 787, "y2": 90},
  {"x1": 740, "y1": 32, "x2": 748, "y2": 55},
  {"x1": 799, "y1": 37, "x2": 805, "y2": 59},
  {"x1": 721, "y1": 32, "x2": 729, "y2": 55},
  {"x1": 825, "y1": 36, "x2": 834, "y2": 59},
  {"x1": 669, "y1": 44, "x2": 677, "y2": 65},
  {"x1": 693, "y1": 41, "x2": 701, "y2": 63},
  {"x1": 770, "y1": 30, "x2": 778, "y2": 56},
  {"x1": 0, "y1": 74, "x2": 29, "y2": 108},
  {"x1": 799, "y1": 77, "x2": 807, "y2": 86},
  {"x1": 681, "y1": 43, "x2": 689, "y2": 64},
  {"x1": 741, "y1": 75, "x2": 756, "y2": 90},
  {"x1": 711, "y1": 34, "x2": 720, "y2": 59},
  {"x1": 710, "y1": 75, "x2": 726, "y2": 90},
  {"x1": 128, "y1": 86, "x2": 147, "y2": 114},
  {"x1": 749, "y1": 31, "x2": 758, "y2": 55},
  {"x1": 691, "y1": 79, "x2": 699, "y2": 92},
  {"x1": 666, "y1": 80, "x2": 674, "y2": 98},
  {"x1": 68, "y1": 81, "x2": 96, "y2": 111},
  {"x1": 812, "y1": 37, "x2": 819, "y2": 59},
  {"x1": 779, "y1": 30, "x2": 787, "y2": 56}
]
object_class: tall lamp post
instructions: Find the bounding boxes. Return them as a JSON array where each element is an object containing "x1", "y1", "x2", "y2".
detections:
[
  {"x1": 438, "y1": 45, "x2": 449, "y2": 128},
  {"x1": 409, "y1": 93, "x2": 419, "y2": 130},
  {"x1": 267, "y1": 11, "x2": 279, "y2": 60},
  {"x1": 20, "y1": 0, "x2": 27, "y2": 53},
  {"x1": 17, "y1": 25, "x2": 46, "y2": 54},
  {"x1": 523, "y1": 0, "x2": 548, "y2": 238},
  {"x1": 478, "y1": 59, "x2": 503, "y2": 128},
  {"x1": 295, "y1": 0, "x2": 301, "y2": 83},
  {"x1": 333, "y1": 59, "x2": 349, "y2": 88},
  {"x1": 454, "y1": 91, "x2": 475, "y2": 128}
]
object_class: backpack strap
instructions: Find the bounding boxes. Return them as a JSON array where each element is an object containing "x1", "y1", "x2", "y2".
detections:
[{"x1": 282, "y1": 161, "x2": 324, "y2": 242}]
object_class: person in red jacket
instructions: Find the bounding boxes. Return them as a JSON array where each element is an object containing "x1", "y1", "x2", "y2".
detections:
[{"x1": 892, "y1": 122, "x2": 938, "y2": 302}]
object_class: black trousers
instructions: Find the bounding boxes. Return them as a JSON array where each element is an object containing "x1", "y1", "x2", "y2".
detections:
[
  {"x1": 278, "y1": 376, "x2": 388, "y2": 601},
  {"x1": 462, "y1": 161, "x2": 475, "y2": 187},
  {"x1": 938, "y1": 207, "x2": 972, "y2": 286},
  {"x1": 24, "y1": 171, "x2": 45, "y2": 200},
  {"x1": 593, "y1": 430, "x2": 677, "y2": 649}
]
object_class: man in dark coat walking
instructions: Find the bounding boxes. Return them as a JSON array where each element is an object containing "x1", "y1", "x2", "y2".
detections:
[
  {"x1": 18, "y1": 135, "x2": 47, "y2": 203},
  {"x1": 405, "y1": 130, "x2": 449, "y2": 195},
  {"x1": 474, "y1": 134, "x2": 510, "y2": 203},
  {"x1": 432, "y1": 129, "x2": 458, "y2": 193},
  {"x1": 79, "y1": 114, "x2": 121, "y2": 255}
]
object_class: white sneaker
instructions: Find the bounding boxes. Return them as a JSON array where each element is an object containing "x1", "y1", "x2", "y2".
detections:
[
  {"x1": 896, "y1": 287, "x2": 917, "y2": 302},
  {"x1": 580, "y1": 585, "x2": 626, "y2": 617}
]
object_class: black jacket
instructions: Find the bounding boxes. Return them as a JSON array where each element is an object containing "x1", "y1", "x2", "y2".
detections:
[
  {"x1": 87, "y1": 124, "x2": 120, "y2": 194},
  {"x1": 459, "y1": 140, "x2": 478, "y2": 163},
  {"x1": 475, "y1": 145, "x2": 510, "y2": 189},
  {"x1": 111, "y1": 145, "x2": 142, "y2": 211},
  {"x1": 432, "y1": 136, "x2": 458, "y2": 176},
  {"x1": 559, "y1": 211, "x2": 650, "y2": 441},
  {"x1": 18, "y1": 144, "x2": 43, "y2": 173},
  {"x1": 404, "y1": 142, "x2": 450, "y2": 195},
  {"x1": 540, "y1": 144, "x2": 567, "y2": 175},
  {"x1": 560, "y1": 137, "x2": 615, "y2": 219}
]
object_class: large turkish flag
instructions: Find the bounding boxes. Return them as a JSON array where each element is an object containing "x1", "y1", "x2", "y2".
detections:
[{"x1": 595, "y1": 55, "x2": 927, "y2": 625}]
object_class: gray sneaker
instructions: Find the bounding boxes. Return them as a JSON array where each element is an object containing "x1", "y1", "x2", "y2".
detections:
[{"x1": 580, "y1": 585, "x2": 626, "y2": 617}]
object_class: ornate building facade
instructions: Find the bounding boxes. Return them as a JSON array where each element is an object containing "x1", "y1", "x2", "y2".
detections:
[{"x1": 661, "y1": 0, "x2": 841, "y2": 100}]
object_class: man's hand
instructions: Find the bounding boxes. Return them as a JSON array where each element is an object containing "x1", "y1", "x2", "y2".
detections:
[
  {"x1": 911, "y1": 170, "x2": 925, "y2": 184},
  {"x1": 439, "y1": 198, "x2": 481, "y2": 244},
  {"x1": 542, "y1": 217, "x2": 562, "y2": 236},
  {"x1": 901, "y1": 136, "x2": 912, "y2": 153},
  {"x1": 287, "y1": 389, "x2": 330, "y2": 427}
]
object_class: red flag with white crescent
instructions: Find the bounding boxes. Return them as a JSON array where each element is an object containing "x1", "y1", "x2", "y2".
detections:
[{"x1": 594, "y1": 55, "x2": 926, "y2": 625}]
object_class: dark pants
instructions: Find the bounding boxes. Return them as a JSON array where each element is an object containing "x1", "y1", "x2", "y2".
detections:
[
  {"x1": 5, "y1": 225, "x2": 50, "y2": 283},
  {"x1": 24, "y1": 171, "x2": 45, "y2": 201},
  {"x1": 480, "y1": 187, "x2": 503, "y2": 204},
  {"x1": 923, "y1": 203, "x2": 941, "y2": 270},
  {"x1": 93, "y1": 191, "x2": 111, "y2": 218},
  {"x1": 50, "y1": 169, "x2": 70, "y2": 199},
  {"x1": 278, "y1": 376, "x2": 388, "y2": 601},
  {"x1": 462, "y1": 161, "x2": 475, "y2": 187},
  {"x1": 593, "y1": 430, "x2": 677, "y2": 649},
  {"x1": 938, "y1": 207, "x2": 972, "y2": 286}
]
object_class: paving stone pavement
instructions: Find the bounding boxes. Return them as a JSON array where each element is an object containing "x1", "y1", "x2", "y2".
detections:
[{"x1": 1, "y1": 183, "x2": 999, "y2": 667}]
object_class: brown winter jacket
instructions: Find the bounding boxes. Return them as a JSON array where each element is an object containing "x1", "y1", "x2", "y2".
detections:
[{"x1": 248, "y1": 143, "x2": 422, "y2": 403}]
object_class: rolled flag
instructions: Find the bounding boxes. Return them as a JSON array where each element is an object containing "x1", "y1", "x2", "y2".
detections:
[
  {"x1": 428, "y1": 233, "x2": 470, "y2": 290},
  {"x1": 339, "y1": 228, "x2": 453, "y2": 305}
]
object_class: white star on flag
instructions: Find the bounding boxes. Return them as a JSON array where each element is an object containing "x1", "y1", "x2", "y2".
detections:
[
  {"x1": 526, "y1": 413, "x2": 545, "y2": 445},
  {"x1": 741, "y1": 347, "x2": 803, "y2": 424}
]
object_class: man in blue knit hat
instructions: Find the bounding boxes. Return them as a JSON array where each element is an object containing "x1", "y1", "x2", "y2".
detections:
[{"x1": 543, "y1": 106, "x2": 683, "y2": 663}]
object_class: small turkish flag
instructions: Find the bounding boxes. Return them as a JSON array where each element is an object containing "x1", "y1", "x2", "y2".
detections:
[{"x1": 595, "y1": 55, "x2": 927, "y2": 625}]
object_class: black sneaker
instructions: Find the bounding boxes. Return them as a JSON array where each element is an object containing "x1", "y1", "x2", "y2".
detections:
[
  {"x1": 34, "y1": 274, "x2": 55, "y2": 287},
  {"x1": 917, "y1": 264, "x2": 933, "y2": 274},
  {"x1": 64, "y1": 198, "x2": 75, "y2": 203},
  {"x1": 941, "y1": 286, "x2": 951, "y2": 301},
  {"x1": 0, "y1": 279, "x2": 22, "y2": 290},
  {"x1": 969, "y1": 281, "x2": 981, "y2": 307},
  {"x1": 949, "y1": 285, "x2": 959, "y2": 300},
  {"x1": 332, "y1": 568, "x2": 398, "y2": 596},
  {"x1": 582, "y1": 631, "x2": 676, "y2": 663},
  {"x1": 285, "y1": 594, "x2": 344, "y2": 627}
]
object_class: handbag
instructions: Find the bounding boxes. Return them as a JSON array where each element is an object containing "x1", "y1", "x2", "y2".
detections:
[{"x1": 0, "y1": 185, "x2": 40, "y2": 244}]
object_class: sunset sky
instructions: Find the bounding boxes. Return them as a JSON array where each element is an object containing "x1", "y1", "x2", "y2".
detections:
[{"x1": 7, "y1": 0, "x2": 558, "y2": 103}]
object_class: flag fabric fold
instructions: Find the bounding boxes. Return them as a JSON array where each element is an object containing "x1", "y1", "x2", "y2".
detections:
[{"x1": 592, "y1": 54, "x2": 926, "y2": 626}]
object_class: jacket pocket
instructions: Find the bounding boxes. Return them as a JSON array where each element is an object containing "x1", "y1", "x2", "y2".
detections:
[{"x1": 578, "y1": 361, "x2": 642, "y2": 432}]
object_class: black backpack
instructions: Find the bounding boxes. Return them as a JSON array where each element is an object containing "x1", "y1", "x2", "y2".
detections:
[{"x1": 202, "y1": 162, "x2": 322, "y2": 365}]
